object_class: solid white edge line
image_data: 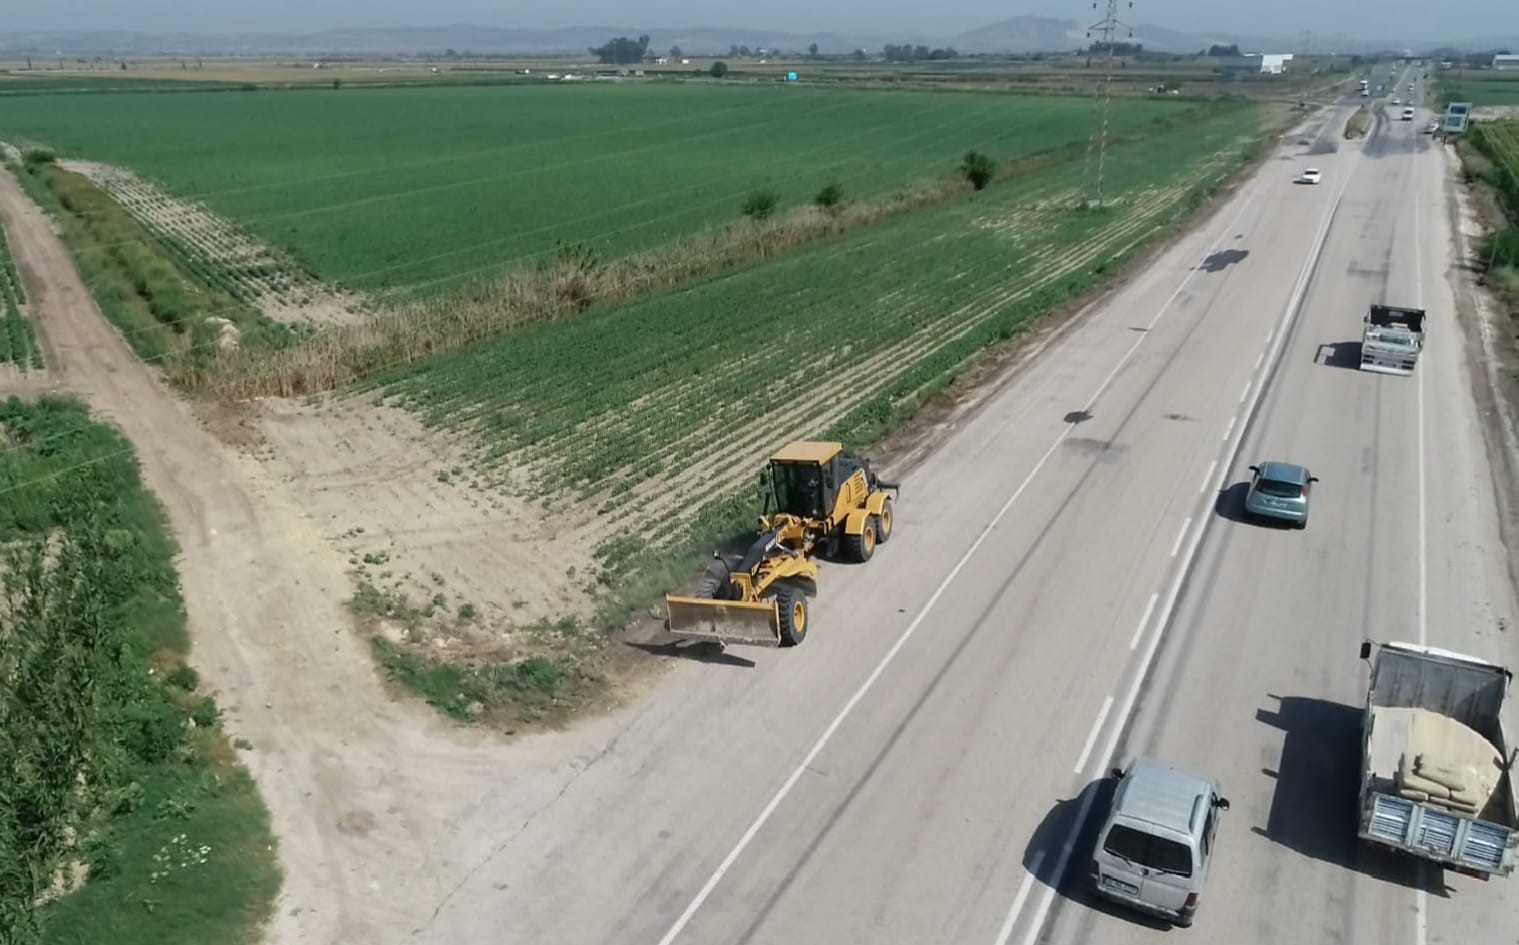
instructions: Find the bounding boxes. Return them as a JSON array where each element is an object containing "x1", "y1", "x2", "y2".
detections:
[
  {"x1": 1019, "y1": 782, "x2": 1101, "y2": 945},
  {"x1": 994, "y1": 850, "x2": 1047, "y2": 945},
  {"x1": 1414, "y1": 190, "x2": 1428, "y2": 647},
  {"x1": 1073, "y1": 696, "x2": 1116, "y2": 775},
  {"x1": 1015, "y1": 135, "x2": 1356, "y2": 945},
  {"x1": 1130, "y1": 592, "x2": 1159, "y2": 650},
  {"x1": 1201, "y1": 459, "x2": 1218, "y2": 494},
  {"x1": 654, "y1": 170, "x2": 1274, "y2": 945},
  {"x1": 1222, "y1": 416, "x2": 1237, "y2": 441},
  {"x1": 1169, "y1": 517, "x2": 1191, "y2": 558},
  {"x1": 1414, "y1": 122, "x2": 1429, "y2": 945}
]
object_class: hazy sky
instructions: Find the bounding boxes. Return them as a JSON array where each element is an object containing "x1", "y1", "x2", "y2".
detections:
[{"x1": 11, "y1": 0, "x2": 1512, "y2": 41}]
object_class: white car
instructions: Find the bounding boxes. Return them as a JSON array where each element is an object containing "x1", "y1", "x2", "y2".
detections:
[
  {"x1": 1392, "y1": 97, "x2": 1401, "y2": 105},
  {"x1": 1298, "y1": 168, "x2": 1322, "y2": 185}
]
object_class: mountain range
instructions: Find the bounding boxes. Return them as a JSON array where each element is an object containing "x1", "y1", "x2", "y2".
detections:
[{"x1": 1, "y1": 18, "x2": 1512, "y2": 58}]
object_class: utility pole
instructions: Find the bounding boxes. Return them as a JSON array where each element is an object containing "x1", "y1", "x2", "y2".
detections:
[{"x1": 1083, "y1": 0, "x2": 1134, "y2": 208}]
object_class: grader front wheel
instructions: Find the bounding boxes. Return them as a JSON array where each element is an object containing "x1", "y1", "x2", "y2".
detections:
[{"x1": 775, "y1": 584, "x2": 809, "y2": 647}]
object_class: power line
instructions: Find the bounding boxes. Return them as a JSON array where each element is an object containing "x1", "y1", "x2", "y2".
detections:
[{"x1": 1084, "y1": 0, "x2": 1134, "y2": 208}]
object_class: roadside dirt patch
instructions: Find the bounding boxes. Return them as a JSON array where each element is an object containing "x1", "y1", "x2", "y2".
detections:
[
  {"x1": 1444, "y1": 147, "x2": 1519, "y2": 598},
  {"x1": 60, "y1": 159, "x2": 365, "y2": 326},
  {"x1": 254, "y1": 395, "x2": 602, "y2": 651}
]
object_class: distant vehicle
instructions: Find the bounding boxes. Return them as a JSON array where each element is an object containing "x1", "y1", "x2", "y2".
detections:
[
  {"x1": 1361, "y1": 87, "x2": 1371, "y2": 97},
  {"x1": 1355, "y1": 641, "x2": 1519, "y2": 878},
  {"x1": 1297, "y1": 168, "x2": 1322, "y2": 184},
  {"x1": 1392, "y1": 97, "x2": 1401, "y2": 105},
  {"x1": 1360, "y1": 303, "x2": 1426, "y2": 374},
  {"x1": 1425, "y1": 120, "x2": 1440, "y2": 134},
  {"x1": 1091, "y1": 757, "x2": 1231, "y2": 928},
  {"x1": 1402, "y1": 106, "x2": 1416, "y2": 121},
  {"x1": 1242, "y1": 461, "x2": 1316, "y2": 528}
]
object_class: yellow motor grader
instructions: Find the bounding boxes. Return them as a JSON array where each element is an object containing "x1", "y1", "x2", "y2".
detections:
[{"x1": 664, "y1": 440, "x2": 898, "y2": 647}]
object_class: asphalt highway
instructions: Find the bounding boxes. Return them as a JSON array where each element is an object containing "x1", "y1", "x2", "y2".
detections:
[{"x1": 414, "y1": 73, "x2": 1519, "y2": 945}]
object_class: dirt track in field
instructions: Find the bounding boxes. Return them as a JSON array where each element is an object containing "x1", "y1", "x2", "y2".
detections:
[{"x1": 0, "y1": 161, "x2": 544, "y2": 945}]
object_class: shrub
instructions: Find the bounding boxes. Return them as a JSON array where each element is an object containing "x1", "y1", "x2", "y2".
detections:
[
  {"x1": 814, "y1": 181, "x2": 845, "y2": 209},
  {"x1": 961, "y1": 150, "x2": 996, "y2": 190},
  {"x1": 741, "y1": 188, "x2": 779, "y2": 220},
  {"x1": 710, "y1": 61, "x2": 729, "y2": 78},
  {"x1": 164, "y1": 664, "x2": 200, "y2": 691}
]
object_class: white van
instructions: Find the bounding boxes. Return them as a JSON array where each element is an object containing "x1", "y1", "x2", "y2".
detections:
[{"x1": 1090, "y1": 757, "x2": 1231, "y2": 927}]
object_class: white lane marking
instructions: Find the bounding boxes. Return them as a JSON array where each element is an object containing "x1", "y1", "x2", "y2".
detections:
[
  {"x1": 1265, "y1": 327, "x2": 1274, "y2": 344},
  {"x1": 1130, "y1": 592, "x2": 1159, "y2": 650},
  {"x1": 1170, "y1": 517, "x2": 1191, "y2": 558},
  {"x1": 1014, "y1": 142, "x2": 1357, "y2": 945},
  {"x1": 1239, "y1": 381, "x2": 1252, "y2": 404},
  {"x1": 1414, "y1": 132, "x2": 1429, "y2": 945},
  {"x1": 1222, "y1": 416, "x2": 1236, "y2": 441},
  {"x1": 994, "y1": 850, "x2": 1046, "y2": 945},
  {"x1": 1020, "y1": 785, "x2": 1100, "y2": 945},
  {"x1": 1201, "y1": 459, "x2": 1218, "y2": 493},
  {"x1": 1254, "y1": 350, "x2": 1265, "y2": 371},
  {"x1": 1073, "y1": 696, "x2": 1115, "y2": 774},
  {"x1": 654, "y1": 172, "x2": 1273, "y2": 945},
  {"x1": 1414, "y1": 191, "x2": 1428, "y2": 646}
]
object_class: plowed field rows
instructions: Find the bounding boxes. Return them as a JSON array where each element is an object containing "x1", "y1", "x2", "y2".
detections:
[{"x1": 378, "y1": 104, "x2": 1267, "y2": 550}]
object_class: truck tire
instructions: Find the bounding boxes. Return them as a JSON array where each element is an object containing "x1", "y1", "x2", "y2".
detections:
[
  {"x1": 775, "y1": 585, "x2": 808, "y2": 647},
  {"x1": 874, "y1": 496, "x2": 895, "y2": 544},
  {"x1": 845, "y1": 518, "x2": 877, "y2": 563}
]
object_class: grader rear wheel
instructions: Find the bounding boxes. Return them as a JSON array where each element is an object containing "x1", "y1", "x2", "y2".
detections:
[{"x1": 844, "y1": 518, "x2": 877, "y2": 563}]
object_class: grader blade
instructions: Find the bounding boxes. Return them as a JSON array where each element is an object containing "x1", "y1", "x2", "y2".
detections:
[{"x1": 664, "y1": 595, "x2": 782, "y2": 647}]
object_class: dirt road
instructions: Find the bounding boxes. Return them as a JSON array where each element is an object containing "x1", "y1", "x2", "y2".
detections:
[{"x1": 0, "y1": 167, "x2": 536, "y2": 944}]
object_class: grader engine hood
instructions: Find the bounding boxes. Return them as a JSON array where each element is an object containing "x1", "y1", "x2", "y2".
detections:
[{"x1": 664, "y1": 595, "x2": 782, "y2": 647}]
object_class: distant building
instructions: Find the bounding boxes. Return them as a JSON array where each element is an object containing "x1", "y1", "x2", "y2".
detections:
[
  {"x1": 1259, "y1": 53, "x2": 1295, "y2": 74},
  {"x1": 1217, "y1": 55, "x2": 1263, "y2": 76},
  {"x1": 1494, "y1": 54, "x2": 1519, "y2": 70},
  {"x1": 1217, "y1": 53, "x2": 1294, "y2": 76}
]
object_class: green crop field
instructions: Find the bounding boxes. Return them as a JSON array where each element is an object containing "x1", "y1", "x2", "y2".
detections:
[
  {"x1": 377, "y1": 101, "x2": 1270, "y2": 605},
  {"x1": 1476, "y1": 120, "x2": 1519, "y2": 173},
  {"x1": 1441, "y1": 74, "x2": 1519, "y2": 107},
  {"x1": 0, "y1": 83, "x2": 1199, "y2": 294},
  {"x1": 0, "y1": 220, "x2": 41, "y2": 369},
  {"x1": 0, "y1": 397, "x2": 276, "y2": 945}
]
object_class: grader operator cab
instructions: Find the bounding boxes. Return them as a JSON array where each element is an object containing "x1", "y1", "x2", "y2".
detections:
[{"x1": 664, "y1": 441, "x2": 899, "y2": 648}]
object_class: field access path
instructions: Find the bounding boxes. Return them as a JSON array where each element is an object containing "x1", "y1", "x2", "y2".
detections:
[{"x1": 0, "y1": 168, "x2": 525, "y2": 944}]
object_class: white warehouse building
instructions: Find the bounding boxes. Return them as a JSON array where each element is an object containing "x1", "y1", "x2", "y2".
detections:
[{"x1": 1259, "y1": 53, "x2": 1295, "y2": 74}]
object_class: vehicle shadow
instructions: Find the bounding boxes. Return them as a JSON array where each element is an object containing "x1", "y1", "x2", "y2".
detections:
[
  {"x1": 1022, "y1": 776, "x2": 1172, "y2": 929},
  {"x1": 1254, "y1": 694, "x2": 1450, "y2": 896},
  {"x1": 1315, "y1": 340, "x2": 1363, "y2": 370},
  {"x1": 1213, "y1": 482, "x2": 1299, "y2": 529},
  {"x1": 623, "y1": 639, "x2": 758, "y2": 668},
  {"x1": 1197, "y1": 249, "x2": 1249, "y2": 273}
]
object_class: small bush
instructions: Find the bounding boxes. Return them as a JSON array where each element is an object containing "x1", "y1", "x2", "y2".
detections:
[
  {"x1": 814, "y1": 181, "x2": 845, "y2": 209},
  {"x1": 189, "y1": 696, "x2": 221, "y2": 729},
  {"x1": 164, "y1": 664, "x2": 199, "y2": 691},
  {"x1": 961, "y1": 151, "x2": 996, "y2": 191},
  {"x1": 710, "y1": 61, "x2": 729, "y2": 78},
  {"x1": 741, "y1": 188, "x2": 779, "y2": 220}
]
